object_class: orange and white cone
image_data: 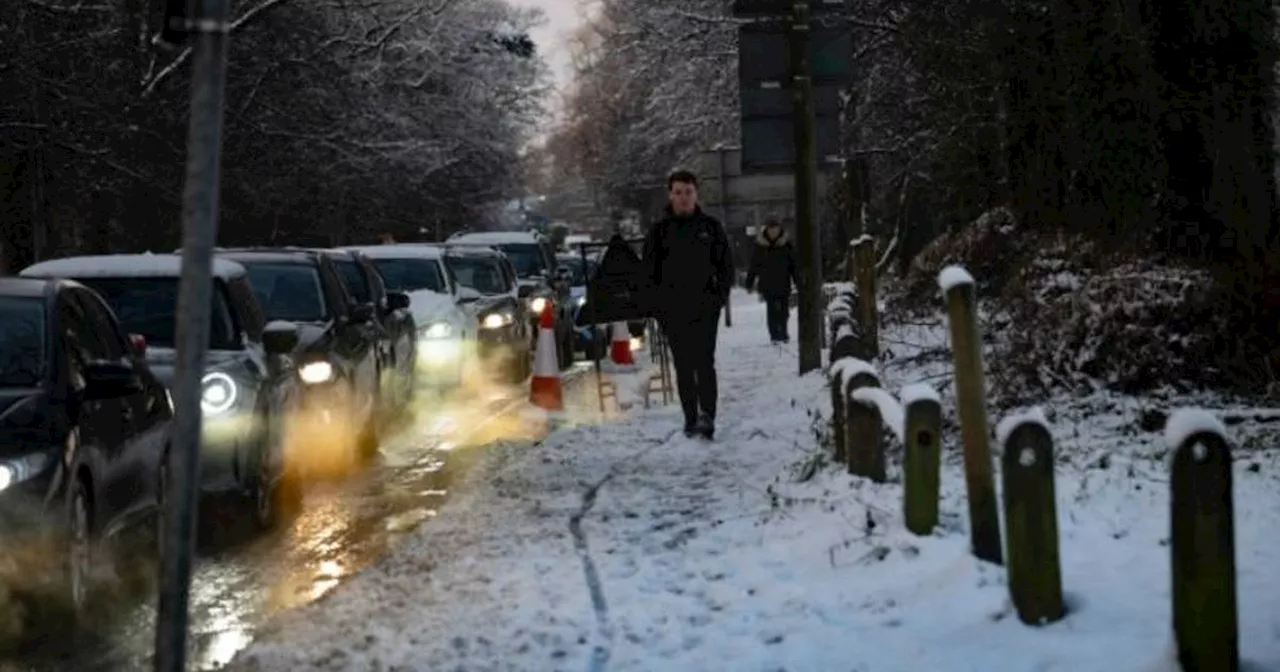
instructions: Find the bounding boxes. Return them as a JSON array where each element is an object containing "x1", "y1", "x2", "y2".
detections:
[
  {"x1": 529, "y1": 301, "x2": 563, "y2": 411},
  {"x1": 609, "y1": 321, "x2": 635, "y2": 367}
]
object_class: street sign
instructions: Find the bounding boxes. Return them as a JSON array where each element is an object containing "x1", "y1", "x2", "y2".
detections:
[
  {"x1": 740, "y1": 116, "x2": 842, "y2": 171},
  {"x1": 732, "y1": 0, "x2": 846, "y2": 17},
  {"x1": 738, "y1": 22, "x2": 852, "y2": 83}
]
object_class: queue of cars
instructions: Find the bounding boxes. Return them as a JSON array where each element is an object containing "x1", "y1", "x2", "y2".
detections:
[{"x1": 0, "y1": 232, "x2": 583, "y2": 616}]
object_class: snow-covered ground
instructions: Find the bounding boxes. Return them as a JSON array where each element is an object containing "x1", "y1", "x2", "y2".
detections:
[{"x1": 228, "y1": 290, "x2": 1280, "y2": 671}]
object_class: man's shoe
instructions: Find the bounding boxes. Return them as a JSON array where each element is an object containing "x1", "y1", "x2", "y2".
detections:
[
  {"x1": 695, "y1": 413, "x2": 714, "y2": 440},
  {"x1": 683, "y1": 420, "x2": 697, "y2": 438}
]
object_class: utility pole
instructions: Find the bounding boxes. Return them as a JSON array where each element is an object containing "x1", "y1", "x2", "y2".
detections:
[
  {"x1": 153, "y1": 0, "x2": 231, "y2": 669},
  {"x1": 791, "y1": 0, "x2": 822, "y2": 374}
]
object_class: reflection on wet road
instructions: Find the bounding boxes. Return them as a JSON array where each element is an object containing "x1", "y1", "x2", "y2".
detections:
[{"x1": 4, "y1": 370, "x2": 579, "y2": 672}]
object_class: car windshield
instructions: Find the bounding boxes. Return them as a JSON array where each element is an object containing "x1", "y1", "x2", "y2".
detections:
[
  {"x1": 333, "y1": 258, "x2": 371, "y2": 304},
  {"x1": 372, "y1": 258, "x2": 445, "y2": 293},
  {"x1": 446, "y1": 256, "x2": 509, "y2": 295},
  {"x1": 240, "y1": 262, "x2": 329, "y2": 323},
  {"x1": 0, "y1": 297, "x2": 45, "y2": 387},
  {"x1": 77, "y1": 277, "x2": 238, "y2": 350},
  {"x1": 495, "y1": 244, "x2": 546, "y2": 279}
]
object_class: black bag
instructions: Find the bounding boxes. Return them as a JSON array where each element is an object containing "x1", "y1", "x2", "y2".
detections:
[{"x1": 576, "y1": 234, "x2": 651, "y2": 326}]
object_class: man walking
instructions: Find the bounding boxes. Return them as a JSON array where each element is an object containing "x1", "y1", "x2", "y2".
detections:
[
  {"x1": 744, "y1": 218, "x2": 798, "y2": 343},
  {"x1": 643, "y1": 169, "x2": 734, "y2": 439}
]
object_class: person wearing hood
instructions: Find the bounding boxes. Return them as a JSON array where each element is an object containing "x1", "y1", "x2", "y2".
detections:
[
  {"x1": 744, "y1": 218, "x2": 798, "y2": 343},
  {"x1": 642, "y1": 168, "x2": 735, "y2": 439}
]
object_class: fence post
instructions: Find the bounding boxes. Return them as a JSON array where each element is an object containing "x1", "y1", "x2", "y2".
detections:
[
  {"x1": 998, "y1": 411, "x2": 1064, "y2": 626},
  {"x1": 1167, "y1": 409, "x2": 1237, "y2": 672},
  {"x1": 843, "y1": 363, "x2": 884, "y2": 482},
  {"x1": 901, "y1": 383, "x2": 942, "y2": 535},
  {"x1": 829, "y1": 363, "x2": 846, "y2": 463},
  {"x1": 852, "y1": 237, "x2": 878, "y2": 356},
  {"x1": 938, "y1": 265, "x2": 1002, "y2": 565}
]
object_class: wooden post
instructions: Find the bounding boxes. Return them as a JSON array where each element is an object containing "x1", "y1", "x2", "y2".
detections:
[
  {"x1": 852, "y1": 237, "x2": 878, "y2": 356},
  {"x1": 829, "y1": 365, "x2": 846, "y2": 463},
  {"x1": 901, "y1": 383, "x2": 942, "y2": 535},
  {"x1": 939, "y1": 265, "x2": 1003, "y2": 564},
  {"x1": 843, "y1": 367, "x2": 884, "y2": 481},
  {"x1": 999, "y1": 415, "x2": 1064, "y2": 625},
  {"x1": 1168, "y1": 410, "x2": 1237, "y2": 671}
]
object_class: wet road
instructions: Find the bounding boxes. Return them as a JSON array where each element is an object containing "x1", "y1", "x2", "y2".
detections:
[{"x1": 5, "y1": 364, "x2": 593, "y2": 671}]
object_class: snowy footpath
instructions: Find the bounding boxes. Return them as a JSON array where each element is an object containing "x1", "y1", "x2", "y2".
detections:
[{"x1": 230, "y1": 291, "x2": 1280, "y2": 671}]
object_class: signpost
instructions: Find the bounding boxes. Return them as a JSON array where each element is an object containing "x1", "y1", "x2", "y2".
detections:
[
  {"x1": 153, "y1": 0, "x2": 231, "y2": 669},
  {"x1": 733, "y1": 0, "x2": 845, "y2": 374}
]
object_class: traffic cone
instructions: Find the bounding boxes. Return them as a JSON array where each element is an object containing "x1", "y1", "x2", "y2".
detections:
[
  {"x1": 609, "y1": 321, "x2": 635, "y2": 366},
  {"x1": 529, "y1": 301, "x2": 563, "y2": 411}
]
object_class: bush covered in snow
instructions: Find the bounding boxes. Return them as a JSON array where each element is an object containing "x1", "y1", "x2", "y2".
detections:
[{"x1": 888, "y1": 207, "x2": 1273, "y2": 402}]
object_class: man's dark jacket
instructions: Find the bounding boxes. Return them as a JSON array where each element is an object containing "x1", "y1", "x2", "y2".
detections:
[
  {"x1": 642, "y1": 205, "x2": 735, "y2": 319},
  {"x1": 745, "y1": 226, "x2": 797, "y2": 299}
]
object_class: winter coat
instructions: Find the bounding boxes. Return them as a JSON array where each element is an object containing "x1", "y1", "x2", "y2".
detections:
[
  {"x1": 642, "y1": 205, "x2": 735, "y2": 319},
  {"x1": 745, "y1": 226, "x2": 798, "y2": 299}
]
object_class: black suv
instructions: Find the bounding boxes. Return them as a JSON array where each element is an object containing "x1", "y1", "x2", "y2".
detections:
[
  {"x1": 216, "y1": 248, "x2": 382, "y2": 460},
  {"x1": 446, "y1": 232, "x2": 575, "y2": 369},
  {"x1": 443, "y1": 245, "x2": 530, "y2": 382},
  {"x1": 320, "y1": 249, "x2": 415, "y2": 417},
  {"x1": 21, "y1": 254, "x2": 306, "y2": 529},
  {"x1": 0, "y1": 277, "x2": 170, "y2": 613}
]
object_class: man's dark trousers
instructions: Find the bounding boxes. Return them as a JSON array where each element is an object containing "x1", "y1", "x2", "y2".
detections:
[
  {"x1": 664, "y1": 307, "x2": 721, "y2": 427},
  {"x1": 765, "y1": 296, "x2": 789, "y2": 341}
]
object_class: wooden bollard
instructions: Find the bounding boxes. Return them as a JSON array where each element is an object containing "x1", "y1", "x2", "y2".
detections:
[
  {"x1": 842, "y1": 361, "x2": 884, "y2": 482},
  {"x1": 852, "y1": 237, "x2": 878, "y2": 355},
  {"x1": 901, "y1": 383, "x2": 942, "y2": 536},
  {"x1": 1167, "y1": 409, "x2": 1237, "y2": 671},
  {"x1": 939, "y1": 265, "x2": 1002, "y2": 565},
  {"x1": 828, "y1": 364, "x2": 846, "y2": 463},
  {"x1": 997, "y1": 409, "x2": 1064, "y2": 626}
]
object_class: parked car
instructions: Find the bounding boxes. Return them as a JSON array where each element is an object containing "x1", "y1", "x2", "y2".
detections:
[
  {"x1": 340, "y1": 245, "x2": 480, "y2": 389},
  {"x1": 21, "y1": 254, "x2": 307, "y2": 528},
  {"x1": 442, "y1": 245, "x2": 530, "y2": 382},
  {"x1": 446, "y1": 232, "x2": 575, "y2": 369},
  {"x1": 215, "y1": 248, "x2": 382, "y2": 459},
  {"x1": 556, "y1": 253, "x2": 605, "y2": 358},
  {"x1": 319, "y1": 249, "x2": 416, "y2": 416},
  {"x1": 0, "y1": 277, "x2": 170, "y2": 613}
]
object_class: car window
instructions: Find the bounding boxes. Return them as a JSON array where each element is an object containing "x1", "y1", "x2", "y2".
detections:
[
  {"x1": 370, "y1": 257, "x2": 446, "y2": 293},
  {"x1": 495, "y1": 244, "x2": 547, "y2": 279},
  {"x1": 240, "y1": 262, "x2": 330, "y2": 323},
  {"x1": 359, "y1": 258, "x2": 387, "y2": 303},
  {"x1": 558, "y1": 258, "x2": 590, "y2": 286},
  {"x1": 75, "y1": 277, "x2": 239, "y2": 350},
  {"x1": 498, "y1": 259, "x2": 517, "y2": 288},
  {"x1": 0, "y1": 296, "x2": 46, "y2": 387},
  {"x1": 70, "y1": 288, "x2": 125, "y2": 359},
  {"x1": 226, "y1": 277, "x2": 264, "y2": 341},
  {"x1": 334, "y1": 258, "x2": 372, "y2": 304},
  {"x1": 447, "y1": 256, "x2": 509, "y2": 295}
]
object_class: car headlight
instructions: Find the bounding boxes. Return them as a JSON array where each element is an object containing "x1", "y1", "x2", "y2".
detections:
[
  {"x1": 298, "y1": 361, "x2": 334, "y2": 385},
  {"x1": 420, "y1": 322, "x2": 452, "y2": 339},
  {"x1": 201, "y1": 371, "x2": 239, "y2": 414},
  {"x1": 529, "y1": 297, "x2": 548, "y2": 315},
  {"x1": 0, "y1": 451, "x2": 49, "y2": 492},
  {"x1": 575, "y1": 295, "x2": 586, "y2": 307},
  {"x1": 481, "y1": 313, "x2": 513, "y2": 329}
]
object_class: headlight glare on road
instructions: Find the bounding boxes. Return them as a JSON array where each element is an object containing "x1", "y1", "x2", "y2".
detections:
[
  {"x1": 421, "y1": 322, "x2": 452, "y2": 339},
  {"x1": 298, "y1": 361, "x2": 334, "y2": 385},
  {"x1": 481, "y1": 313, "x2": 513, "y2": 329},
  {"x1": 201, "y1": 372, "x2": 239, "y2": 414},
  {"x1": 529, "y1": 297, "x2": 548, "y2": 315}
]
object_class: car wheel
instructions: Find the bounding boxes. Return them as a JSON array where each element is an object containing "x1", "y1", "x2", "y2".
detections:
[{"x1": 66, "y1": 476, "x2": 95, "y2": 616}]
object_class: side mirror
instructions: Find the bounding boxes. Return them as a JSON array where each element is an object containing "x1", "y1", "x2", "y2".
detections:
[
  {"x1": 83, "y1": 360, "x2": 140, "y2": 400},
  {"x1": 456, "y1": 286, "x2": 482, "y2": 304},
  {"x1": 127, "y1": 333, "x2": 147, "y2": 357},
  {"x1": 262, "y1": 320, "x2": 299, "y2": 355},
  {"x1": 348, "y1": 303, "x2": 375, "y2": 323},
  {"x1": 386, "y1": 292, "x2": 410, "y2": 311}
]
